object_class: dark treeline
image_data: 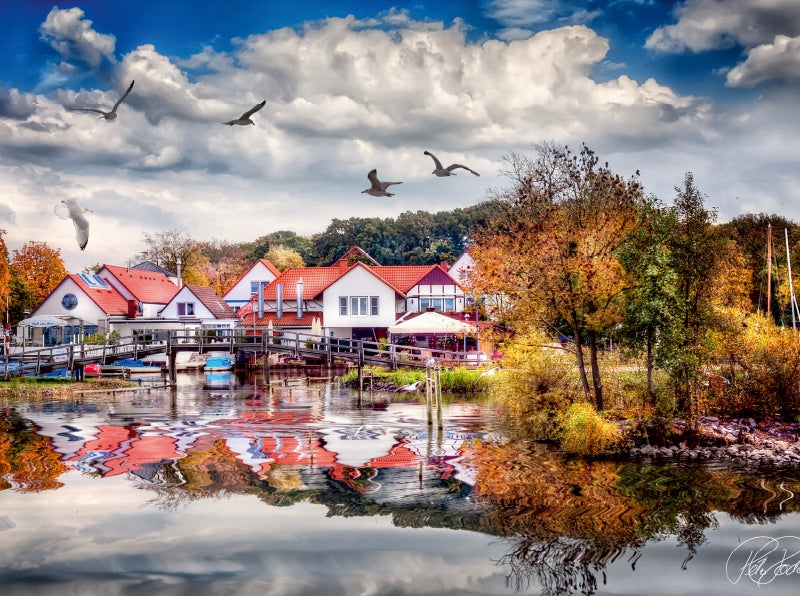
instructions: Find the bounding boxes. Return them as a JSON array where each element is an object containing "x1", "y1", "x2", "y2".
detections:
[{"x1": 239, "y1": 200, "x2": 503, "y2": 266}]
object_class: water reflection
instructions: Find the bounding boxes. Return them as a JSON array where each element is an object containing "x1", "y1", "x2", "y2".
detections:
[{"x1": 2, "y1": 372, "x2": 800, "y2": 595}]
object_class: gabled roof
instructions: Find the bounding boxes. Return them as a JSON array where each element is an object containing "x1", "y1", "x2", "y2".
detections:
[
  {"x1": 68, "y1": 273, "x2": 130, "y2": 315},
  {"x1": 224, "y1": 258, "x2": 281, "y2": 296},
  {"x1": 372, "y1": 264, "x2": 461, "y2": 293},
  {"x1": 100, "y1": 264, "x2": 180, "y2": 304},
  {"x1": 334, "y1": 246, "x2": 381, "y2": 267},
  {"x1": 182, "y1": 285, "x2": 236, "y2": 319},
  {"x1": 132, "y1": 260, "x2": 176, "y2": 277}
]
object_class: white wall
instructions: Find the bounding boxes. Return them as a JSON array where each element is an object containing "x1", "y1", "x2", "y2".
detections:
[
  {"x1": 323, "y1": 267, "x2": 396, "y2": 333},
  {"x1": 161, "y1": 286, "x2": 216, "y2": 319},
  {"x1": 224, "y1": 261, "x2": 278, "y2": 307},
  {"x1": 31, "y1": 278, "x2": 108, "y2": 326}
]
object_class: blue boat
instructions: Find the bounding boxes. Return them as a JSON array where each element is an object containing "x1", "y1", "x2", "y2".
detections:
[{"x1": 203, "y1": 355, "x2": 234, "y2": 372}]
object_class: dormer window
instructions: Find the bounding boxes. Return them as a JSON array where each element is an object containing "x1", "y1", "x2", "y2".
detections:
[{"x1": 177, "y1": 302, "x2": 195, "y2": 316}]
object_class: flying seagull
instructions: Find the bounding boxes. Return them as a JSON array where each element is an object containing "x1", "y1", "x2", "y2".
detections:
[
  {"x1": 362, "y1": 169, "x2": 402, "y2": 197},
  {"x1": 70, "y1": 80, "x2": 135, "y2": 120},
  {"x1": 54, "y1": 199, "x2": 91, "y2": 251},
  {"x1": 223, "y1": 100, "x2": 267, "y2": 125},
  {"x1": 424, "y1": 150, "x2": 480, "y2": 177}
]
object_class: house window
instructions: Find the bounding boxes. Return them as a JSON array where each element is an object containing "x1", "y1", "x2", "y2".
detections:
[
  {"x1": 177, "y1": 302, "x2": 195, "y2": 316},
  {"x1": 341, "y1": 296, "x2": 378, "y2": 317},
  {"x1": 250, "y1": 281, "x2": 267, "y2": 295},
  {"x1": 420, "y1": 298, "x2": 455, "y2": 312},
  {"x1": 350, "y1": 296, "x2": 368, "y2": 316}
]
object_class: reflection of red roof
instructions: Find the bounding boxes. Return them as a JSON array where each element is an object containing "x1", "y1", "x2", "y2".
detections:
[
  {"x1": 257, "y1": 436, "x2": 337, "y2": 467},
  {"x1": 70, "y1": 425, "x2": 136, "y2": 459},
  {"x1": 102, "y1": 434, "x2": 181, "y2": 477},
  {"x1": 364, "y1": 440, "x2": 419, "y2": 468}
]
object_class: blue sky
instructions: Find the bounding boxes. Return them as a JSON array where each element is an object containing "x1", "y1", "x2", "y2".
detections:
[{"x1": 2, "y1": 0, "x2": 800, "y2": 270}]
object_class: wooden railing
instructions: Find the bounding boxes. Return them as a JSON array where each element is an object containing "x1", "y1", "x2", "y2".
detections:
[{"x1": 3, "y1": 328, "x2": 487, "y2": 379}]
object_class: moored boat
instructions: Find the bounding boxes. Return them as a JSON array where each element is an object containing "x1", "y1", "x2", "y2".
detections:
[{"x1": 203, "y1": 354, "x2": 234, "y2": 372}]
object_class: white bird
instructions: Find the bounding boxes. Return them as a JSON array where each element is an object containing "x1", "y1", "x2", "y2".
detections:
[
  {"x1": 70, "y1": 80, "x2": 134, "y2": 120},
  {"x1": 362, "y1": 169, "x2": 402, "y2": 197},
  {"x1": 54, "y1": 199, "x2": 91, "y2": 250},
  {"x1": 223, "y1": 100, "x2": 267, "y2": 126},
  {"x1": 424, "y1": 150, "x2": 480, "y2": 177},
  {"x1": 477, "y1": 366, "x2": 501, "y2": 381},
  {"x1": 395, "y1": 380, "x2": 422, "y2": 392}
]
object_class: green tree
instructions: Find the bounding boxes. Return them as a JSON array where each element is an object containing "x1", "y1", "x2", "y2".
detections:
[{"x1": 658, "y1": 172, "x2": 726, "y2": 425}]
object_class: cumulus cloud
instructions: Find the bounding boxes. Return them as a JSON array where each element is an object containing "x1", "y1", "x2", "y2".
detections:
[
  {"x1": 646, "y1": 0, "x2": 800, "y2": 53},
  {"x1": 40, "y1": 6, "x2": 117, "y2": 69},
  {"x1": 1, "y1": 10, "x2": 797, "y2": 271},
  {"x1": 726, "y1": 35, "x2": 800, "y2": 86}
]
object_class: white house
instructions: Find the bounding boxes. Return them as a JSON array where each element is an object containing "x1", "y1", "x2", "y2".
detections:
[
  {"x1": 223, "y1": 258, "x2": 281, "y2": 312},
  {"x1": 160, "y1": 284, "x2": 238, "y2": 337}
]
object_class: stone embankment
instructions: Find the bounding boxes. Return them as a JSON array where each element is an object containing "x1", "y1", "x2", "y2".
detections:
[{"x1": 626, "y1": 416, "x2": 800, "y2": 468}]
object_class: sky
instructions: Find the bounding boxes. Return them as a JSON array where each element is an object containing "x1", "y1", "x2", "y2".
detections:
[{"x1": 1, "y1": 0, "x2": 800, "y2": 272}]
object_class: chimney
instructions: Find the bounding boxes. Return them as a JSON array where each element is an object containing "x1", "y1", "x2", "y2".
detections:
[
  {"x1": 176, "y1": 257, "x2": 182, "y2": 288},
  {"x1": 276, "y1": 284, "x2": 283, "y2": 319},
  {"x1": 257, "y1": 282, "x2": 264, "y2": 320},
  {"x1": 296, "y1": 278, "x2": 304, "y2": 318},
  {"x1": 127, "y1": 299, "x2": 137, "y2": 319}
]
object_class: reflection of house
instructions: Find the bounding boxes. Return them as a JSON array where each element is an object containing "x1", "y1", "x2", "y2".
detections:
[
  {"x1": 223, "y1": 259, "x2": 281, "y2": 313},
  {"x1": 238, "y1": 247, "x2": 468, "y2": 340}
]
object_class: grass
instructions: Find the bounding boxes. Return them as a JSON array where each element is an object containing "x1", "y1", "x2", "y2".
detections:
[{"x1": 340, "y1": 366, "x2": 494, "y2": 392}]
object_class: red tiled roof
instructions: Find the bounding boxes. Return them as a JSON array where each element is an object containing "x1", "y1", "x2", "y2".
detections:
[
  {"x1": 240, "y1": 311, "x2": 323, "y2": 328},
  {"x1": 69, "y1": 274, "x2": 130, "y2": 315},
  {"x1": 101, "y1": 264, "x2": 180, "y2": 304},
  {"x1": 183, "y1": 285, "x2": 236, "y2": 319},
  {"x1": 261, "y1": 266, "x2": 347, "y2": 300},
  {"x1": 372, "y1": 265, "x2": 439, "y2": 293}
]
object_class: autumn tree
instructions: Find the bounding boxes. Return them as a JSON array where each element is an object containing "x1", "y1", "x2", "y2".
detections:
[
  {"x1": 195, "y1": 239, "x2": 251, "y2": 295},
  {"x1": 0, "y1": 230, "x2": 10, "y2": 308},
  {"x1": 472, "y1": 143, "x2": 645, "y2": 410},
  {"x1": 141, "y1": 230, "x2": 207, "y2": 287},
  {"x1": 10, "y1": 241, "x2": 67, "y2": 308},
  {"x1": 263, "y1": 245, "x2": 305, "y2": 271}
]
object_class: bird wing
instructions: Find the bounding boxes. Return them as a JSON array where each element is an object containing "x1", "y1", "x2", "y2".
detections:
[
  {"x1": 424, "y1": 150, "x2": 444, "y2": 170},
  {"x1": 63, "y1": 200, "x2": 89, "y2": 250},
  {"x1": 448, "y1": 164, "x2": 480, "y2": 176},
  {"x1": 54, "y1": 202, "x2": 71, "y2": 219},
  {"x1": 111, "y1": 80, "x2": 135, "y2": 113},
  {"x1": 70, "y1": 107, "x2": 107, "y2": 115},
  {"x1": 241, "y1": 100, "x2": 267, "y2": 119},
  {"x1": 367, "y1": 169, "x2": 381, "y2": 190},
  {"x1": 72, "y1": 215, "x2": 90, "y2": 250},
  {"x1": 380, "y1": 180, "x2": 402, "y2": 190}
]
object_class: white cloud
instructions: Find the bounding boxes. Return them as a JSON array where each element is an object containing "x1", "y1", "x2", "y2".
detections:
[
  {"x1": 39, "y1": 7, "x2": 117, "y2": 69},
  {"x1": 646, "y1": 0, "x2": 800, "y2": 53},
  {"x1": 726, "y1": 34, "x2": 800, "y2": 86},
  {"x1": 2, "y1": 11, "x2": 799, "y2": 271}
]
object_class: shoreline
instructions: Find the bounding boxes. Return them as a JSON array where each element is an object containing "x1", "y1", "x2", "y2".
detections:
[{"x1": 624, "y1": 415, "x2": 800, "y2": 469}]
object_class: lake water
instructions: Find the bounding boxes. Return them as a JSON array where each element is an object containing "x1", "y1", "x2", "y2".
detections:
[{"x1": 2, "y1": 370, "x2": 800, "y2": 595}]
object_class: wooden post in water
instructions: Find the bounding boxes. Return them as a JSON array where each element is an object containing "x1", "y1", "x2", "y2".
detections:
[
  {"x1": 436, "y1": 366, "x2": 443, "y2": 430},
  {"x1": 426, "y1": 367, "x2": 433, "y2": 427},
  {"x1": 167, "y1": 333, "x2": 177, "y2": 385}
]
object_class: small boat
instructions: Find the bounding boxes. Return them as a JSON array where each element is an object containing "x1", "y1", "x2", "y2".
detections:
[
  {"x1": 84, "y1": 363, "x2": 103, "y2": 377},
  {"x1": 204, "y1": 354, "x2": 234, "y2": 372},
  {"x1": 115, "y1": 358, "x2": 163, "y2": 373}
]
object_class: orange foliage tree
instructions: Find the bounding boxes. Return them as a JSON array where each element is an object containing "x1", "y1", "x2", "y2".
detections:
[
  {"x1": 10, "y1": 241, "x2": 67, "y2": 308},
  {"x1": 471, "y1": 143, "x2": 645, "y2": 410},
  {"x1": 0, "y1": 230, "x2": 11, "y2": 305}
]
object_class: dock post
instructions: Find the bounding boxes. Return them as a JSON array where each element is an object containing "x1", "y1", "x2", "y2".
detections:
[
  {"x1": 426, "y1": 367, "x2": 433, "y2": 427},
  {"x1": 167, "y1": 333, "x2": 176, "y2": 385},
  {"x1": 435, "y1": 366, "x2": 443, "y2": 430}
]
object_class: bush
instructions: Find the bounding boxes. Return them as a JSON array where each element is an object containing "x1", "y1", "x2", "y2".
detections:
[{"x1": 557, "y1": 402, "x2": 622, "y2": 455}]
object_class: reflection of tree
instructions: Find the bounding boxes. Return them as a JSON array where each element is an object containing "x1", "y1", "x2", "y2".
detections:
[
  {"x1": 0, "y1": 408, "x2": 68, "y2": 491},
  {"x1": 466, "y1": 440, "x2": 800, "y2": 594}
]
